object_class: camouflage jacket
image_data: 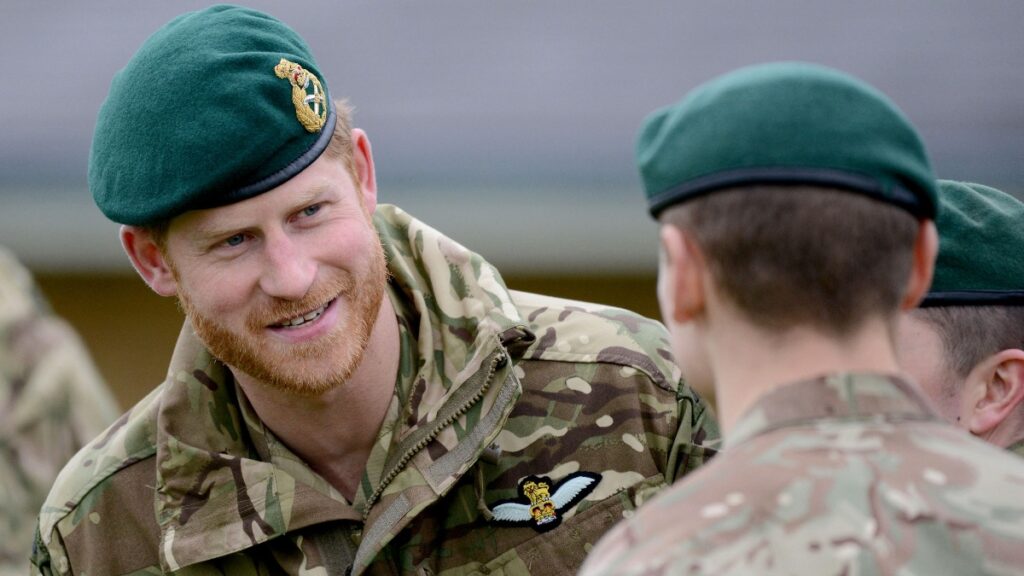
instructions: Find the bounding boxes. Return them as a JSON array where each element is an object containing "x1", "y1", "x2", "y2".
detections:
[
  {"x1": 0, "y1": 247, "x2": 119, "y2": 576},
  {"x1": 1009, "y1": 439, "x2": 1024, "y2": 459},
  {"x1": 582, "y1": 373, "x2": 1024, "y2": 576},
  {"x1": 32, "y1": 206, "x2": 718, "y2": 575}
]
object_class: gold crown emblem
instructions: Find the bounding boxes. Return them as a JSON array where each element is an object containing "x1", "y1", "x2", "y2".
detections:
[
  {"x1": 522, "y1": 481, "x2": 551, "y2": 506},
  {"x1": 274, "y1": 58, "x2": 327, "y2": 133},
  {"x1": 523, "y1": 480, "x2": 556, "y2": 524}
]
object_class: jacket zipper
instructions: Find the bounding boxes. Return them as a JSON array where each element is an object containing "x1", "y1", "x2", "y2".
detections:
[{"x1": 362, "y1": 347, "x2": 507, "y2": 520}]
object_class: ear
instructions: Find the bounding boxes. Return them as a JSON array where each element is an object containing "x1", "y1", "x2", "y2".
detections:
[
  {"x1": 351, "y1": 128, "x2": 378, "y2": 214},
  {"x1": 964, "y1": 349, "x2": 1024, "y2": 438},
  {"x1": 120, "y1": 226, "x2": 178, "y2": 297},
  {"x1": 658, "y1": 225, "x2": 705, "y2": 324},
  {"x1": 900, "y1": 219, "x2": 939, "y2": 309}
]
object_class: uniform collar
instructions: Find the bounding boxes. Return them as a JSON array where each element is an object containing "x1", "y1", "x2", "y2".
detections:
[
  {"x1": 152, "y1": 326, "x2": 365, "y2": 572},
  {"x1": 375, "y1": 204, "x2": 529, "y2": 366},
  {"x1": 727, "y1": 372, "x2": 939, "y2": 448}
]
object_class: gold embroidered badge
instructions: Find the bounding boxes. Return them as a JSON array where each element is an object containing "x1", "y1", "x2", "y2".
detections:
[
  {"x1": 274, "y1": 58, "x2": 327, "y2": 133},
  {"x1": 490, "y1": 472, "x2": 601, "y2": 533}
]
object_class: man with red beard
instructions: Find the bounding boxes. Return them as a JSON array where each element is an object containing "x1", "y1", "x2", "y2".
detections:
[{"x1": 31, "y1": 6, "x2": 717, "y2": 575}]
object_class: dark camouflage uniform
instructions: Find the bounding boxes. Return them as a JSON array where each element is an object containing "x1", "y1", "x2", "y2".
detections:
[
  {"x1": 31, "y1": 207, "x2": 718, "y2": 575},
  {"x1": 582, "y1": 373, "x2": 1024, "y2": 576},
  {"x1": 0, "y1": 247, "x2": 119, "y2": 576}
]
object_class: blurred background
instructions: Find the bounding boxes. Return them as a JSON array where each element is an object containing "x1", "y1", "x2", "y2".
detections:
[{"x1": 1, "y1": 1, "x2": 1022, "y2": 408}]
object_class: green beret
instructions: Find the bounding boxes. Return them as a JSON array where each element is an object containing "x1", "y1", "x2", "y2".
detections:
[
  {"x1": 89, "y1": 5, "x2": 336, "y2": 225},
  {"x1": 921, "y1": 180, "x2": 1024, "y2": 307},
  {"x1": 637, "y1": 62, "x2": 936, "y2": 219}
]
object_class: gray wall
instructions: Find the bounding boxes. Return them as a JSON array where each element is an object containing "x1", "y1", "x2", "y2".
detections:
[{"x1": 3, "y1": 1, "x2": 1022, "y2": 273}]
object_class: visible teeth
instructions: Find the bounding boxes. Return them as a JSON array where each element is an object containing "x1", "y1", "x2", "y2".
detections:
[{"x1": 279, "y1": 303, "x2": 327, "y2": 328}]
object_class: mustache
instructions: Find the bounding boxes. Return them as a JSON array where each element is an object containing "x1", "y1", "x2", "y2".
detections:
[{"x1": 246, "y1": 273, "x2": 356, "y2": 330}]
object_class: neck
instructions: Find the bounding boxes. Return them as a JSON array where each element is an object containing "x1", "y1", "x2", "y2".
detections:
[
  {"x1": 708, "y1": 314, "x2": 901, "y2": 436},
  {"x1": 986, "y1": 420, "x2": 1024, "y2": 451},
  {"x1": 235, "y1": 295, "x2": 401, "y2": 500},
  {"x1": 1004, "y1": 436, "x2": 1024, "y2": 455}
]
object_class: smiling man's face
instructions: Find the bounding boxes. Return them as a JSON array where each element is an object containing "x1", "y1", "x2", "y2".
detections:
[{"x1": 162, "y1": 153, "x2": 387, "y2": 396}]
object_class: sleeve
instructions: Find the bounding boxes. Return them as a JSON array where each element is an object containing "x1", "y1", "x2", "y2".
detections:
[
  {"x1": 0, "y1": 248, "x2": 119, "y2": 576},
  {"x1": 29, "y1": 523, "x2": 58, "y2": 576},
  {"x1": 44, "y1": 320, "x2": 121, "y2": 446}
]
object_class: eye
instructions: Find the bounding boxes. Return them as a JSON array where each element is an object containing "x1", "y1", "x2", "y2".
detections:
[
  {"x1": 300, "y1": 204, "x2": 322, "y2": 218},
  {"x1": 224, "y1": 233, "x2": 246, "y2": 247}
]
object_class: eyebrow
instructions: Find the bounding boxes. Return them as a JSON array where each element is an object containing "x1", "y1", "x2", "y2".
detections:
[
  {"x1": 189, "y1": 182, "x2": 335, "y2": 246},
  {"x1": 288, "y1": 181, "x2": 334, "y2": 210}
]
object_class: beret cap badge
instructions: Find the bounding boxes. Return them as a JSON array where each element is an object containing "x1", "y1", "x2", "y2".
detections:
[{"x1": 274, "y1": 58, "x2": 327, "y2": 133}]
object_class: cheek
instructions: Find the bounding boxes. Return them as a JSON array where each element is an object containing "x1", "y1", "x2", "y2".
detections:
[
  {"x1": 903, "y1": 357, "x2": 944, "y2": 402},
  {"x1": 656, "y1": 263, "x2": 674, "y2": 325},
  {"x1": 657, "y1": 290, "x2": 672, "y2": 330},
  {"x1": 895, "y1": 319, "x2": 940, "y2": 387},
  {"x1": 178, "y1": 266, "x2": 257, "y2": 318},
  {"x1": 895, "y1": 318, "x2": 958, "y2": 415},
  {"x1": 315, "y1": 218, "x2": 378, "y2": 266},
  {"x1": 666, "y1": 322, "x2": 685, "y2": 364},
  {"x1": 674, "y1": 324, "x2": 711, "y2": 390}
]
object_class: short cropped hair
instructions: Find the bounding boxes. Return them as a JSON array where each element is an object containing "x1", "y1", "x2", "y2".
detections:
[
  {"x1": 323, "y1": 99, "x2": 357, "y2": 180},
  {"x1": 147, "y1": 99, "x2": 356, "y2": 251},
  {"x1": 661, "y1": 185, "x2": 919, "y2": 336},
  {"x1": 912, "y1": 306, "x2": 1024, "y2": 382}
]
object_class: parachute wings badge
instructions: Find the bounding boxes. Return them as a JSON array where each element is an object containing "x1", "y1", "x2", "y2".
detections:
[{"x1": 491, "y1": 472, "x2": 602, "y2": 533}]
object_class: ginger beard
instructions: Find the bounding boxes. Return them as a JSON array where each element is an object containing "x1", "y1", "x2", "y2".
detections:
[{"x1": 175, "y1": 232, "x2": 388, "y2": 397}]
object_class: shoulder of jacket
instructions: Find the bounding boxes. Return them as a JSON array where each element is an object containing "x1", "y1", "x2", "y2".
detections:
[
  {"x1": 509, "y1": 290, "x2": 680, "y2": 392},
  {"x1": 37, "y1": 382, "x2": 164, "y2": 540}
]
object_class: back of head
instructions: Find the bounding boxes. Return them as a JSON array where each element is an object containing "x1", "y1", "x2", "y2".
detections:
[
  {"x1": 663, "y1": 186, "x2": 918, "y2": 335},
  {"x1": 637, "y1": 62, "x2": 936, "y2": 336},
  {"x1": 89, "y1": 4, "x2": 338, "y2": 227}
]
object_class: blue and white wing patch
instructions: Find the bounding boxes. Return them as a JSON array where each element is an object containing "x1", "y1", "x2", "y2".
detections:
[
  {"x1": 550, "y1": 474, "x2": 600, "y2": 509},
  {"x1": 491, "y1": 501, "x2": 534, "y2": 523},
  {"x1": 489, "y1": 471, "x2": 602, "y2": 533}
]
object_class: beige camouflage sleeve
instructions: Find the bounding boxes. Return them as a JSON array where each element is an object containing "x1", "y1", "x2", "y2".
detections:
[{"x1": 0, "y1": 248, "x2": 120, "y2": 576}]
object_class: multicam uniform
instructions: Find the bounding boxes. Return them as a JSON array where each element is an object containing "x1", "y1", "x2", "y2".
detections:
[
  {"x1": 0, "y1": 247, "x2": 119, "y2": 576},
  {"x1": 582, "y1": 373, "x2": 1024, "y2": 576},
  {"x1": 32, "y1": 206, "x2": 718, "y2": 575}
]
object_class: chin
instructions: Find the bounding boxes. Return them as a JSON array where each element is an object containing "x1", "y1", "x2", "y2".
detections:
[{"x1": 256, "y1": 350, "x2": 358, "y2": 395}]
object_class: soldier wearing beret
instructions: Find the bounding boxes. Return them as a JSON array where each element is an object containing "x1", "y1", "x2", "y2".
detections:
[
  {"x1": 897, "y1": 180, "x2": 1024, "y2": 457},
  {"x1": 581, "y1": 62, "x2": 1024, "y2": 575},
  {"x1": 0, "y1": 246, "x2": 119, "y2": 576},
  {"x1": 30, "y1": 6, "x2": 718, "y2": 575}
]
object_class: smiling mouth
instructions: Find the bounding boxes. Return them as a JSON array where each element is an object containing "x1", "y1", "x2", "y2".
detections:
[{"x1": 272, "y1": 299, "x2": 334, "y2": 328}]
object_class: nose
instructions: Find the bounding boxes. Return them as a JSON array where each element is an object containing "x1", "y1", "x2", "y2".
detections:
[{"x1": 258, "y1": 228, "x2": 316, "y2": 301}]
